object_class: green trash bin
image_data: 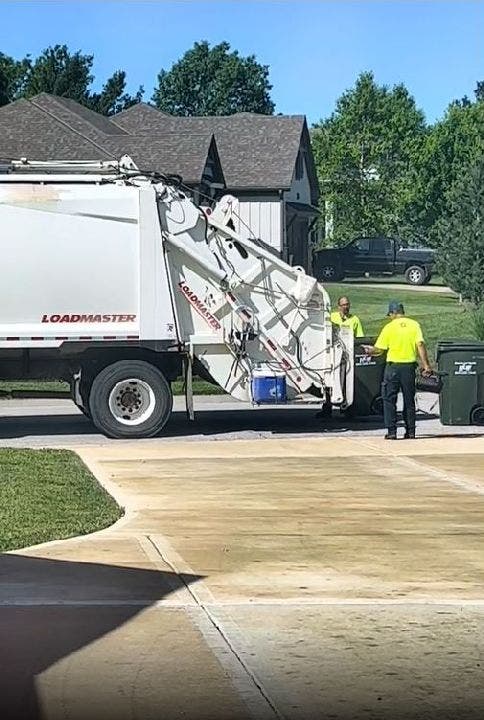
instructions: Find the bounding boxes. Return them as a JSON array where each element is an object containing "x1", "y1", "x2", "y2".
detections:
[
  {"x1": 351, "y1": 337, "x2": 386, "y2": 416},
  {"x1": 437, "y1": 340, "x2": 484, "y2": 425}
]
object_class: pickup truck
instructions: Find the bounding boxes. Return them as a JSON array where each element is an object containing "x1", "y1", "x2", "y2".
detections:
[{"x1": 313, "y1": 236, "x2": 436, "y2": 285}]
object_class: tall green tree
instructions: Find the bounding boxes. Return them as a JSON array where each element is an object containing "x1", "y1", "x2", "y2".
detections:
[
  {"x1": 152, "y1": 40, "x2": 274, "y2": 116},
  {"x1": 414, "y1": 83, "x2": 483, "y2": 244},
  {"x1": 21, "y1": 45, "x2": 92, "y2": 102},
  {"x1": 0, "y1": 52, "x2": 30, "y2": 106},
  {"x1": 436, "y1": 154, "x2": 484, "y2": 303},
  {"x1": 0, "y1": 45, "x2": 142, "y2": 115},
  {"x1": 85, "y1": 70, "x2": 143, "y2": 116},
  {"x1": 311, "y1": 72, "x2": 426, "y2": 245}
]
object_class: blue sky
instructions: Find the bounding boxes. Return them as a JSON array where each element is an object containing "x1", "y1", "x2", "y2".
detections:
[{"x1": 0, "y1": 1, "x2": 482, "y2": 124}]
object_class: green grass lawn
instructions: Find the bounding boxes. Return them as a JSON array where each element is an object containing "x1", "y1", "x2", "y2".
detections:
[
  {"x1": 0, "y1": 378, "x2": 225, "y2": 396},
  {"x1": 327, "y1": 284, "x2": 475, "y2": 360},
  {"x1": 0, "y1": 449, "x2": 122, "y2": 552},
  {"x1": 341, "y1": 274, "x2": 446, "y2": 287}
]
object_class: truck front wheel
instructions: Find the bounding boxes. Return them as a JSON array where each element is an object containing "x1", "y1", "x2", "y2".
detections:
[
  {"x1": 319, "y1": 263, "x2": 343, "y2": 282},
  {"x1": 89, "y1": 360, "x2": 173, "y2": 439},
  {"x1": 405, "y1": 265, "x2": 426, "y2": 285}
]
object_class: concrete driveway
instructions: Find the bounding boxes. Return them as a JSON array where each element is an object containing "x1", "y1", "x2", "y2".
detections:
[{"x1": 2, "y1": 435, "x2": 484, "y2": 719}]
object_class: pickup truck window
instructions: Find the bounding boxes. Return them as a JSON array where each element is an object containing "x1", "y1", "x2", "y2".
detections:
[
  {"x1": 372, "y1": 239, "x2": 392, "y2": 254},
  {"x1": 352, "y1": 238, "x2": 370, "y2": 253}
]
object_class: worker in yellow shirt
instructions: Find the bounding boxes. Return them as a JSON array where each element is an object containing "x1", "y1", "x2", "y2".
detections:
[
  {"x1": 362, "y1": 300, "x2": 432, "y2": 440},
  {"x1": 317, "y1": 296, "x2": 364, "y2": 419},
  {"x1": 330, "y1": 296, "x2": 364, "y2": 337}
]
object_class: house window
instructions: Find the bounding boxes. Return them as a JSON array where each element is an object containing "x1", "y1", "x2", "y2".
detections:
[{"x1": 295, "y1": 151, "x2": 304, "y2": 180}]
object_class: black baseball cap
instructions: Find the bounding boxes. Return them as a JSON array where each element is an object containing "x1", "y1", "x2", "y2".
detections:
[{"x1": 387, "y1": 300, "x2": 404, "y2": 315}]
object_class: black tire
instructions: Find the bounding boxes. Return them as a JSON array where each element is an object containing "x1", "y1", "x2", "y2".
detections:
[
  {"x1": 422, "y1": 273, "x2": 432, "y2": 285},
  {"x1": 88, "y1": 360, "x2": 173, "y2": 439},
  {"x1": 470, "y1": 406, "x2": 484, "y2": 426},
  {"x1": 405, "y1": 265, "x2": 426, "y2": 286},
  {"x1": 319, "y1": 263, "x2": 343, "y2": 282}
]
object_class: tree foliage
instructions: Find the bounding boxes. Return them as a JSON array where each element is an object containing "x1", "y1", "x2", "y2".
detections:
[
  {"x1": 0, "y1": 52, "x2": 30, "y2": 106},
  {"x1": 311, "y1": 72, "x2": 426, "y2": 245},
  {"x1": 21, "y1": 45, "x2": 93, "y2": 102},
  {"x1": 412, "y1": 85, "x2": 484, "y2": 244},
  {"x1": 0, "y1": 45, "x2": 142, "y2": 115},
  {"x1": 87, "y1": 70, "x2": 143, "y2": 116},
  {"x1": 436, "y1": 155, "x2": 484, "y2": 304},
  {"x1": 152, "y1": 41, "x2": 274, "y2": 116}
]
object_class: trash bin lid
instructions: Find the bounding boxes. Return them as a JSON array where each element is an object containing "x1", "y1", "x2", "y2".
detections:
[{"x1": 437, "y1": 339, "x2": 484, "y2": 356}]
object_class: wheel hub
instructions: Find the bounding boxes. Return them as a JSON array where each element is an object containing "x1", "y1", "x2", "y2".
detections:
[
  {"x1": 108, "y1": 379, "x2": 156, "y2": 426},
  {"x1": 119, "y1": 388, "x2": 140, "y2": 411}
]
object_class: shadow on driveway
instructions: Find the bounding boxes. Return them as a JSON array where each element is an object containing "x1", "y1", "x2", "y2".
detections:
[
  {"x1": 0, "y1": 554, "x2": 201, "y2": 720},
  {"x1": 0, "y1": 407, "x2": 446, "y2": 441}
]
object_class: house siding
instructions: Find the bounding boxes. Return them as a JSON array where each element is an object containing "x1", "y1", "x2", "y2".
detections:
[
  {"x1": 232, "y1": 195, "x2": 282, "y2": 252},
  {"x1": 283, "y1": 155, "x2": 312, "y2": 205}
]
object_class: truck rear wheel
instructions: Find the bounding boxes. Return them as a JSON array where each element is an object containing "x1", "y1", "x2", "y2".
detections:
[
  {"x1": 89, "y1": 360, "x2": 173, "y2": 439},
  {"x1": 405, "y1": 265, "x2": 426, "y2": 285}
]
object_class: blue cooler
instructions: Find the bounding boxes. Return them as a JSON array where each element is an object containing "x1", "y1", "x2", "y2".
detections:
[{"x1": 251, "y1": 369, "x2": 287, "y2": 404}]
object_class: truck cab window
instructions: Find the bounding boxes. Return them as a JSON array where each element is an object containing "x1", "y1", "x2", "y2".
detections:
[
  {"x1": 352, "y1": 238, "x2": 370, "y2": 254},
  {"x1": 372, "y1": 239, "x2": 389, "y2": 254}
]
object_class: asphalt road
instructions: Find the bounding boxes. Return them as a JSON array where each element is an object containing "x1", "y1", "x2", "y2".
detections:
[{"x1": 0, "y1": 394, "x2": 482, "y2": 447}]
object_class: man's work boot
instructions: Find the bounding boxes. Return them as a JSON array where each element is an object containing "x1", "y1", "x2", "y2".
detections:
[
  {"x1": 404, "y1": 430, "x2": 416, "y2": 439},
  {"x1": 384, "y1": 432, "x2": 397, "y2": 440}
]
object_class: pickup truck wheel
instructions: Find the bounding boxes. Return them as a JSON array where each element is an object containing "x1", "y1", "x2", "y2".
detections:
[
  {"x1": 405, "y1": 265, "x2": 426, "y2": 286},
  {"x1": 89, "y1": 361, "x2": 173, "y2": 439},
  {"x1": 319, "y1": 263, "x2": 343, "y2": 282}
]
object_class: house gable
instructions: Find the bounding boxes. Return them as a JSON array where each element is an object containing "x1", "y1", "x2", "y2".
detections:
[
  {"x1": 100, "y1": 132, "x2": 224, "y2": 187},
  {"x1": 114, "y1": 106, "x2": 319, "y2": 202}
]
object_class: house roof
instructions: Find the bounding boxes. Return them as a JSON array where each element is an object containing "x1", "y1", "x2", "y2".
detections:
[
  {"x1": 110, "y1": 102, "x2": 171, "y2": 130},
  {"x1": 0, "y1": 95, "x2": 318, "y2": 202},
  {"x1": 114, "y1": 104, "x2": 318, "y2": 200},
  {"x1": 30, "y1": 93, "x2": 128, "y2": 139},
  {"x1": 101, "y1": 133, "x2": 225, "y2": 186},
  {"x1": 0, "y1": 98, "x2": 114, "y2": 161}
]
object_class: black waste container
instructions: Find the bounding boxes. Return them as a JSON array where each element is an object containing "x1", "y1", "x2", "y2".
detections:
[
  {"x1": 437, "y1": 340, "x2": 484, "y2": 425},
  {"x1": 350, "y1": 337, "x2": 386, "y2": 416}
]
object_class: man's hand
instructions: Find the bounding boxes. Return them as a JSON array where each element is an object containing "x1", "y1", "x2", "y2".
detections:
[
  {"x1": 361, "y1": 345, "x2": 374, "y2": 356},
  {"x1": 421, "y1": 365, "x2": 432, "y2": 377}
]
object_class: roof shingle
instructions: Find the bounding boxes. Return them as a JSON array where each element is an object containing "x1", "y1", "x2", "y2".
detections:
[
  {"x1": 114, "y1": 105, "x2": 307, "y2": 191},
  {"x1": 0, "y1": 95, "x2": 318, "y2": 202},
  {"x1": 101, "y1": 132, "x2": 224, "y2": 185},
  {"x1": 0, "y1": 98, "x2": 113, "y2": 161}
]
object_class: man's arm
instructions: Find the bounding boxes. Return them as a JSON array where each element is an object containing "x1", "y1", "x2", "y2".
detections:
[
  {"x1": 417, "y1": 341, "x2": 432, "y2": 374},
  {"x1": 362, "y1": 325, "x2": 387, "y2": 356},
  {"x1": 362, "y1": 344, "x2": 384, "y2": 356},
  {"x1": 355, "y1": 317, "x2": 364, "y2": 338}
]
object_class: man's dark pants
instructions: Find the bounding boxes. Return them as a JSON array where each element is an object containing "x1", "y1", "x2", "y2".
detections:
[{"x1": 381, "y1": 362, "x2": 416, "y2": 434}]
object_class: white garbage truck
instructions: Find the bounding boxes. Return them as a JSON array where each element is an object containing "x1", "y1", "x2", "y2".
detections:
[{"x1": 0, "y1": 157, "x2": 354, "y2": 438}]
